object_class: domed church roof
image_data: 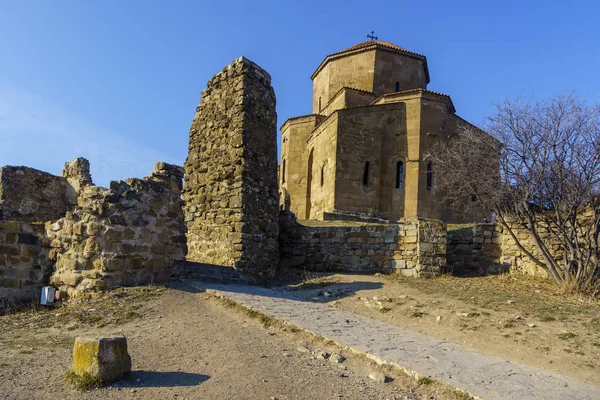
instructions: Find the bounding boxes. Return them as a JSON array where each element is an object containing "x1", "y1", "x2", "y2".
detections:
[{"x1": 311, "y1": 40, "x2": 429, "y2": 82}]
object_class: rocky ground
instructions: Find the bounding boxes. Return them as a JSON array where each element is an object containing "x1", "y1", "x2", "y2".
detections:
[
  {"x1": 281, "y1": 272, "x2": 600, "y2": 387},
  {"x1": 0, "y1": 281, "x2": 461, "y2": 400}
]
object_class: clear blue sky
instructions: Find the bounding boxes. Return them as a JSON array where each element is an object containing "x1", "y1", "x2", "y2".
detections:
[{"x1": 1, "y1": 0, "x2": 599, "y2": 186}]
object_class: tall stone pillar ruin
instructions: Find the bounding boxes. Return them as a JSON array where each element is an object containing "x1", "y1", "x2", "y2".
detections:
[{"x1": 183, "y1": 57, "x2": 279, "y2": 281}]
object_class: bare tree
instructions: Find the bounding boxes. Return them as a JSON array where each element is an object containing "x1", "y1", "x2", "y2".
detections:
[{"x1": 431, "y1": 93, "x2": 600, "y2": 292}]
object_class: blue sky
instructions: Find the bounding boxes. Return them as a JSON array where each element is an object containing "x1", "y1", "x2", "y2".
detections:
[{"x1": 1, "y1": 0, "x2": 599, "y2": 187}]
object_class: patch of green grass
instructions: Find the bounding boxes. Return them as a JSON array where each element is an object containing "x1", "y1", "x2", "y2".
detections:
[
  {"x1": 591, "y1": 342, "x2": 600, "y2": 347},
  {"x1": 378, "y1": 307, "x2": 391, "y2": 314},
  {"x1": 64, "y1": 370, "x2": 102, "y2": 391},
  {"x1": 467, "y1": 312, "x2": 480, "y2": 318},
  {"x1": 411, "y1": 311, "x2": 426, "y2": 318},
  {"x1": 503, "y1": 321, "x2": 516, "y2": 328},
  {"x1": 557, "y1": 332, "x2": 577, "y2": 340},
  {"x1": 418, "y1": 377, "x2": 432, "y2": 385}
]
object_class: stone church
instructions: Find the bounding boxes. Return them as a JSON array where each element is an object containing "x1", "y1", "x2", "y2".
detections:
[{"x1": 279, "y1": 40, "x2": 485, "y2": 222}]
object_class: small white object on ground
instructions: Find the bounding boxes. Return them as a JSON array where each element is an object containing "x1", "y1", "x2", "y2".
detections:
[
  {"x1": 40, "y1": 286, "x2": 55, "y2": 305},
  {"x1": 368, "y1": 371, "x2": 387, "y2": 383}
]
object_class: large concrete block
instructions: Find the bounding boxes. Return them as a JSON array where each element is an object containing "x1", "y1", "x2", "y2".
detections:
[{"x1": 71, "y1": 337, "x2": 131, "y2": 382}]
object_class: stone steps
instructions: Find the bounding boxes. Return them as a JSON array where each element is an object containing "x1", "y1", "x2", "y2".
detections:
[{"x1": 178, "y1": 261, "x2": 250, "y2": 284}]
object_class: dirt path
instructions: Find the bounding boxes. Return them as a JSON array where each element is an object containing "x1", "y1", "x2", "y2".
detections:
[
  {"x1": 0, "y1": 282, "x2": 448, "y2": 400},
  {"x1": 281, "y1": 273, "x2": 600, "y2": 387}
]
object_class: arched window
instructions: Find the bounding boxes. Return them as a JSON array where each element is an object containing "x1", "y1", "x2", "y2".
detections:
[
  {"x1": 318, "y1": 97, "x2": 322, "y2": 112},
  {"x1": 363, "y1": 161, "x2": 370, "y2": 186},
  {"x1": 282, "y1": 159, "x2": 286, "y2": 184},
  {"x1": 395, "y1": 161, "x2": 404, "y2": 188},
  {"x1": 320, "y1": 165, "x2": 325, "y2": 186},
  {"x1": 426, "y1": 162, "x2": 433, "y2": 191},
  {"x1": 394, "y1": 82, "x2": 400, "y2": 92}
]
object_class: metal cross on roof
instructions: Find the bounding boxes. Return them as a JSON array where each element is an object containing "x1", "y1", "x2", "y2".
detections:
[{"x1": 367, "y1": 31, "x2": 378, "y2": 40}]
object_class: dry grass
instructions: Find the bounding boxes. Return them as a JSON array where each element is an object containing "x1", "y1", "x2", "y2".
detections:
[{"x1": 0, "y1": 285, "x2": 165, "y2": 339}]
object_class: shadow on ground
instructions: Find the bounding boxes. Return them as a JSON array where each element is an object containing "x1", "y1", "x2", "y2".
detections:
[
  {"x1": 109, "y1": 371, "x2": 210, "y2": 388},
  {"x1": 169, "y1": 273, "x2": 383, "y2": 304}
]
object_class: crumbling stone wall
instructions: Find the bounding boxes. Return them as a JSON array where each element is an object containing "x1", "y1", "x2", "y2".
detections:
[
  {"x1": 62, "y1": 158, "x2": 93, "y2": 206},
  {"x1": 447, "y1": 224, "x2": 505, "y2": 275},
  {"x1": 0, "y1": 166, "x2": 68, "y2": 222},
  {"x1": 279, "y1": 212, "x2": 445, "y2": 276},
  {"x1": 0, "y1": 221, "x2": 52, "y2": 301},
  {"x1": 183, "y1": 57, "x2": 279, "y2": 281},
  {"x1": 48, "y1": 162, "x2": 186, "y2": 297}
]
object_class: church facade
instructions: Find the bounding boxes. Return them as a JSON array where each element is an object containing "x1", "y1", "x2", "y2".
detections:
[{"x1": 279, "y1": 40, "x2": 485, "y2": 222}]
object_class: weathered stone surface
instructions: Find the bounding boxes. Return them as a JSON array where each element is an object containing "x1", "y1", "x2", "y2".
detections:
[
  {"x1": 71, "y1": 337, "x2": 131, "y2": 382},
  {"x1": 279, "y1": 212, "x2": 445, "y2": 276},
  {"x1": 62, "y1": 157, "x2": 93, "y2": 206},
  {"x1": 183, "y1": 57, "x2": 279, "y2": 281},
  {"x1": 0, "y1": 220, "x2": 52, "y2": 301},
  {"x1": 0, "y1": 166, "x2": 68, "y2": 222},
  {"x1": 48, "y1": 162, "x2": 186, "y2": 297}
]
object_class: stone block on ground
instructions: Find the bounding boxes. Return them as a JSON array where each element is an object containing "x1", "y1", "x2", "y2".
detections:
[{"x1": 71, "y1": 337, "x2": 131, "y2": 382}]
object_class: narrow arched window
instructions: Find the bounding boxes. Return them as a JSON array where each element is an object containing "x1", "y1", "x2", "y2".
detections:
[
  {"x1": 282, "y1": 159, "x2": 286, "y2": 184},
  {"x1": 395, "y1": 161, "x2": 404, "y2": 188},
  {"x1": 363, "y1": 161, "x2": 370, "y2": 186},
  {"x1": 394, "y1": 82, "x2": 400, "y2": 92},
  {"x1": 318, "y1": 97, "x2": 322, "y2": 112},
  {"x1": 426, "y1": 162, "x2": 433, "y2": 191},
  {"x1": 320, "y1": 165, "x2": 325, "y2": 186}
]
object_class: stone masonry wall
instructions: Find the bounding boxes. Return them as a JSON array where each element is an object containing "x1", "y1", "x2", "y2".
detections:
[
  {"x1": 279, "y1": 212, "x2": 445, "y2": 276},
  {"x1": 183, "y1": 57, "x2": 279, "y2": 281},
  {"x1": 499, "y1": 220, "x2": 564, "y2": 278},
  {"x1": 48, "y1": 162, "x2": 186, "y2": 297},
  {"x1": 447, "y1": 224, "x2": 506, "y2": 275},
  {"x1": 0, "y1": 221, "x2": 52, "y2": 301},
  {"x1": 0, "y1": 166, "x2": 68, "y2": 222}
]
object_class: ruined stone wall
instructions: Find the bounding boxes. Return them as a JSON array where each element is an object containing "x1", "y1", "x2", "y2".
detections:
[
  {"x1": 0, "y1": 166, "x2": 68, "y2": 222},
  {"x1": 48, "y1": 162, "x2": 186, "y2": 297},
  {"x1": 279, "y1": 212, "x2": 445, "y2": 276},
  {"x1": 183, "y1": 57, "x2": 279, "y2": 281},
  {"x1": 446, "y1": 223, "x2": 505, "y2": 275},
  {"x1": 0, "y1": 221, "x2": 52, "y2": 301}
]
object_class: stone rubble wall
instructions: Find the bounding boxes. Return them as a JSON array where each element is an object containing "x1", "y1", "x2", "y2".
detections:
[
  {"x1": 446, "y1": 223, "x2": 506, "y2": 275},
  {"x1": 47, "y1": 162, "x2": 187, "y2": 297},
  {"x1": 446, "y1": 220, "x2": 580, "y2": 278},
  {"x1": 0, "y1": 166, "x2": 68, "y2": 222},
  {"x1": 0, "y1": 220, "x2": 53, "y2": 301},
  {"x1": 183, "y1": 57, "x2": 279, "y2": 281},
  {"x1": 499, "y1": 220, "x2": 564, "y2": 278},
  {"x1": 279, "y1": 212, "x2": 445, "y2": 276}
]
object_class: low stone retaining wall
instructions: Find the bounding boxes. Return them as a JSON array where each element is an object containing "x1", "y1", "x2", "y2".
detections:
[
  {"x1": 0, "y1": 220, "x2": 52, "y2": 301},
  {"x1": 446, "y1": 224, "x2": 506, "y2": 275},
  {"x1": 279, "y1": 212, "x2": 445, "y2": 276}
]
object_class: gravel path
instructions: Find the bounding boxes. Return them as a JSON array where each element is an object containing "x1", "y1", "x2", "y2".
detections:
[{"x1": 192, "y1": 282, "x2": 600, "y2": 400}]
